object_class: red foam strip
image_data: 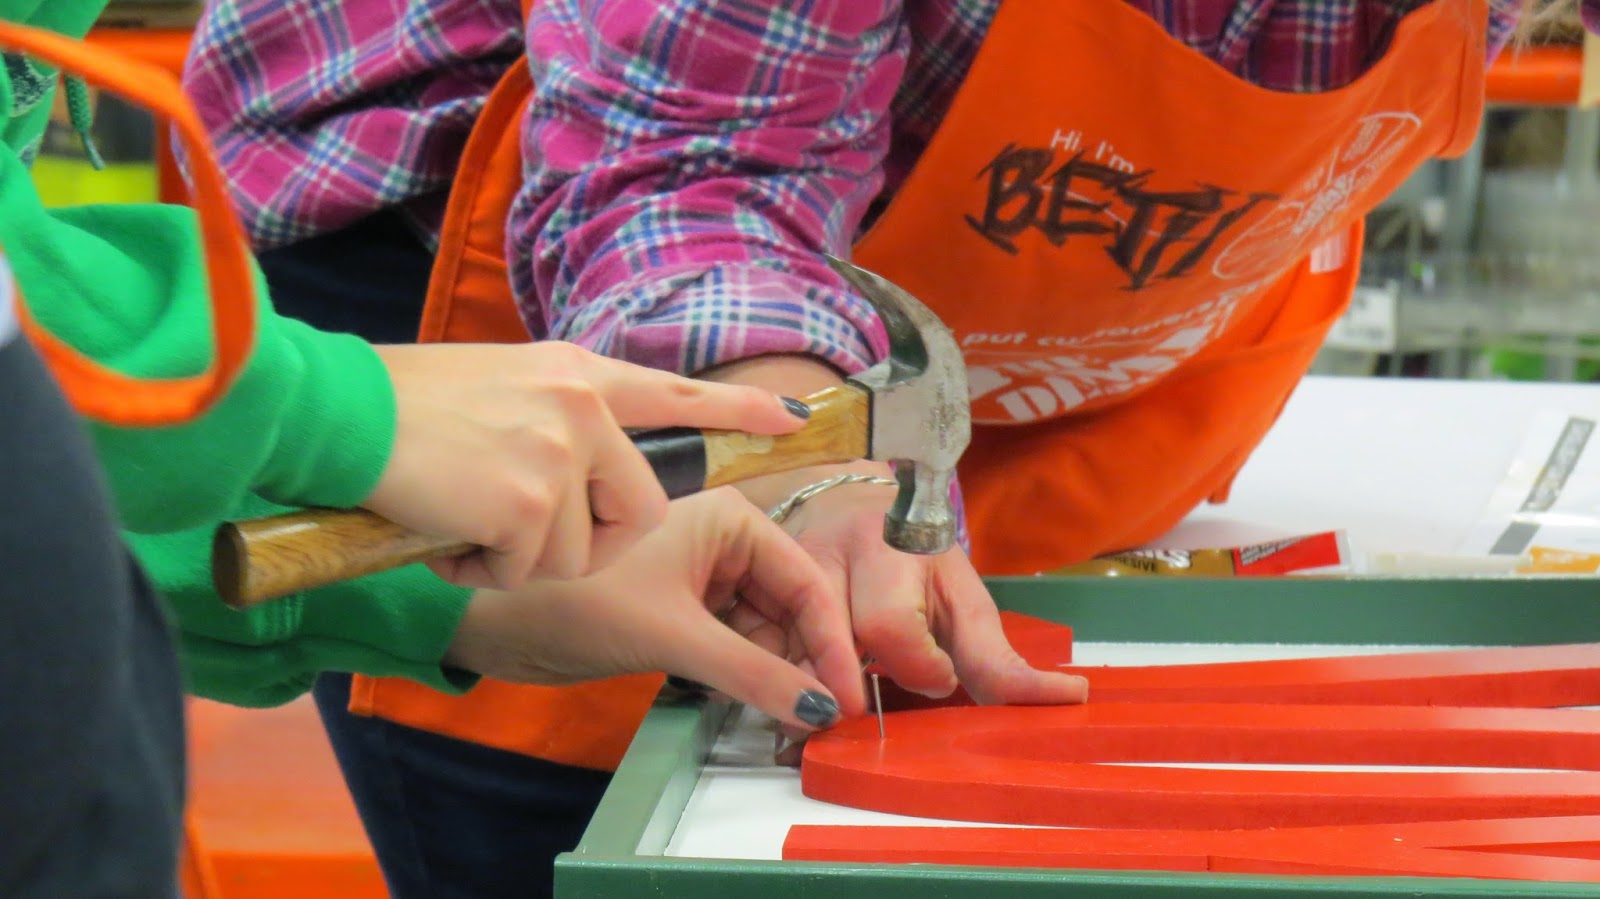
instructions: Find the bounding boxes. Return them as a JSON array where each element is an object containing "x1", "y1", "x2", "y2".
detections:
[
  {"x1": 1076, "y1": 643, "x2": 1600, "y2": 708},
  {"x1": 783, "y1": 816, "x2": 1600, "y2": 882},
  {"x1": 878, "y1": 642, "x2": 1600, "y2": 713},
  {"x1": 801, "y1": 703, "x2": 1600, "y2": 829}
]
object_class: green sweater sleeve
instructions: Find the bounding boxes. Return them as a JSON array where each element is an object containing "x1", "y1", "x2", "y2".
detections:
[
  {"x1": 130, "y1": 495, "x2": 477, "y2": 707},
  {"x1": 0, "y1": 9, "x2": 474, "y2": 705},
  {"x1": 0, "y1": 164, "x2": 480, "y2": 701},
  {"x1": 0, "y1": 158, "x2": 396, "y2": 530}
]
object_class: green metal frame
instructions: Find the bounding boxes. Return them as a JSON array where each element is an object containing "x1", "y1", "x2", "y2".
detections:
[{"x1": 557, "y1": 575, "x2": 1600, "y2": 897}]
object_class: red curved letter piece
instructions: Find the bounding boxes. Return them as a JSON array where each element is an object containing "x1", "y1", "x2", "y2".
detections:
[
  {"x1": 876, "y1": 642, "x2": 1600, "y2": 713},
  {"x1": 1075, "y1": 644, "x2": 1600, "y2": 708},
  {"x1": 1216, "y1": 815, "x2": 1600, "y2": 881},
  {"x1": 800, "y1": 703, "x2": 1600, "y2": 829},
  {"x1": 783, "y1": 816, "x2": 1600, "y2": 882}
]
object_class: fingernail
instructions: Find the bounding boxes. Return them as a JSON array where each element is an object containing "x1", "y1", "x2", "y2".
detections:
[
  {"x1": 794, "y1": 690, "x2": 839, "y2": 728},
  {"x1": 781, "y1": 397, "x2": 812, "y2": 420}
]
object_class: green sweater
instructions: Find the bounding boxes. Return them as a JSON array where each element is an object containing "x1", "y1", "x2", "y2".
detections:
[{"x1": 0, "y1": 1, "x2": 474, "y2": 706}]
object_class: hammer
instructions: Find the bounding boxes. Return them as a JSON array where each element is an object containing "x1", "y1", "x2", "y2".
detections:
[{"x1": 212, "y1": 255, "x2": 971, "y2": 608}]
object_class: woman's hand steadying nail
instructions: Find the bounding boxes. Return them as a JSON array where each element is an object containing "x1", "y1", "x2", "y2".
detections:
[{"x1": 443, "y1": 488, "x2": 864, "y2": 733}]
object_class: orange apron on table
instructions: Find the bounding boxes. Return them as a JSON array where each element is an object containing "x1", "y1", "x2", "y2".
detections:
[{"x1": 349, "y1": 0, "x2": 1485, "y2": 765}]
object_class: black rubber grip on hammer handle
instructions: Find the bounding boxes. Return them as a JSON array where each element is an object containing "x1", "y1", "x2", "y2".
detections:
[{"x1": 630, "y1": 427, "x2": 708, "y2": 500}]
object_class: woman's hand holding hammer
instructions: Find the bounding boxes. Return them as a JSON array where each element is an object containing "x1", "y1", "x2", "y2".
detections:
[{"x1": 362, "y1": 341, "x2": 811, "y2": 590}]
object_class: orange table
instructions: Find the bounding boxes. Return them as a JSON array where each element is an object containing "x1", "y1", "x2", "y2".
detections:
[{"x1": 182, "y1": 697, "x2": 385, "y2": 899}]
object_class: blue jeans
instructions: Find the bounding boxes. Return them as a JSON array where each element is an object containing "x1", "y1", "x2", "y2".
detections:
[
  {"x1": 312, "y1": 675, "x2": 610, "y2": 899},
  {"x1": 259, "y1": 213, "x2": 612, "y2": 899}
]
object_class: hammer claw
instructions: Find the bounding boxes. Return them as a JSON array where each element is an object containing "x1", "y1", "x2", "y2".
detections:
[{"x1": 825, "y1": 254, "x2": 971, "y2": 554}]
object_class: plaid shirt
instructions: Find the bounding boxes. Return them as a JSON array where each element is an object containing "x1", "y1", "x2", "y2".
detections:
[{"x1": 186, "y1": 0, "x2": 1530, "y2": 378}]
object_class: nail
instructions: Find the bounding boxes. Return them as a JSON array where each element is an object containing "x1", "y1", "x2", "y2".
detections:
[
  {"x1": 781, "y1": 397, "x2": 812, "y2": 420},
  {"x1": 793, "y1": 690, "x2": 840, "y2": 728},
  {"x1": 871, "y1": 673, "x2": 885, "y2": 739}
]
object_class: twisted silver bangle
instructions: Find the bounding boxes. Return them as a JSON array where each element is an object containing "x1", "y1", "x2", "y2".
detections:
[{"x1": 768, "y1": 473, "x2": 897, "y2": 525}]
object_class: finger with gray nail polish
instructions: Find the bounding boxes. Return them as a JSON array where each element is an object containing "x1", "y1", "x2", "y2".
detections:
[{"x1": 794, "y1": 690, "x2": 839, "y2": 728}]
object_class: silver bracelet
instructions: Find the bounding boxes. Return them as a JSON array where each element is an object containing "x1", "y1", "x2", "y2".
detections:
[{"x1": 768, "y1": 473, "x2": 897, "y2": 525}]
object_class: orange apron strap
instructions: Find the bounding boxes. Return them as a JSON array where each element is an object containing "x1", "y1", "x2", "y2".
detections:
[
  {"x1": 0, "y1": 22, "x2": 256, "y2": 427},
  {"x1": 417, "y1": 59, "x2": 533, "y2": 344},
  {"x1": 417, "y1": 0, "x2": 537, "y2": 343},
  {"x1": 415, "y1": 0, "x2": 536, "y2": 342}
]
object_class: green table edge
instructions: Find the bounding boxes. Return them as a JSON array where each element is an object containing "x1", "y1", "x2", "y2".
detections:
[{"x1": 558, "y1": 575, "x2": 1600, "y2": 897}]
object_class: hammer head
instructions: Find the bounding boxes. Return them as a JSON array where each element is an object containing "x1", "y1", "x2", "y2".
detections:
[{"x1": 826, "y1": 255, "x2": 971, "y2": 555}]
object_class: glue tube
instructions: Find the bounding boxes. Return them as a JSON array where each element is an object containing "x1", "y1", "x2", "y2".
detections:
[{"x1": 1049, "y1": 531, "x2": 1351, "y2": 577}]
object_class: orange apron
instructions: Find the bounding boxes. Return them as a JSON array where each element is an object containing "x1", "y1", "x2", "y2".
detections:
[
  {"x1": 856, "y1": 0, "x2": 1483, "y2": 575},
  {"x1": 350, "y1": 0, "x2": 1484, "y2": 766}
]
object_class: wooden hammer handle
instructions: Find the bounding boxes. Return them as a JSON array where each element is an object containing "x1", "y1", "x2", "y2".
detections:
[
  {"x1": 212, "y1": 509, "x2": 469, "y2": 609},
  {"x1": 213, "y1": 383, "x2": 869, "y2": 608}
]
